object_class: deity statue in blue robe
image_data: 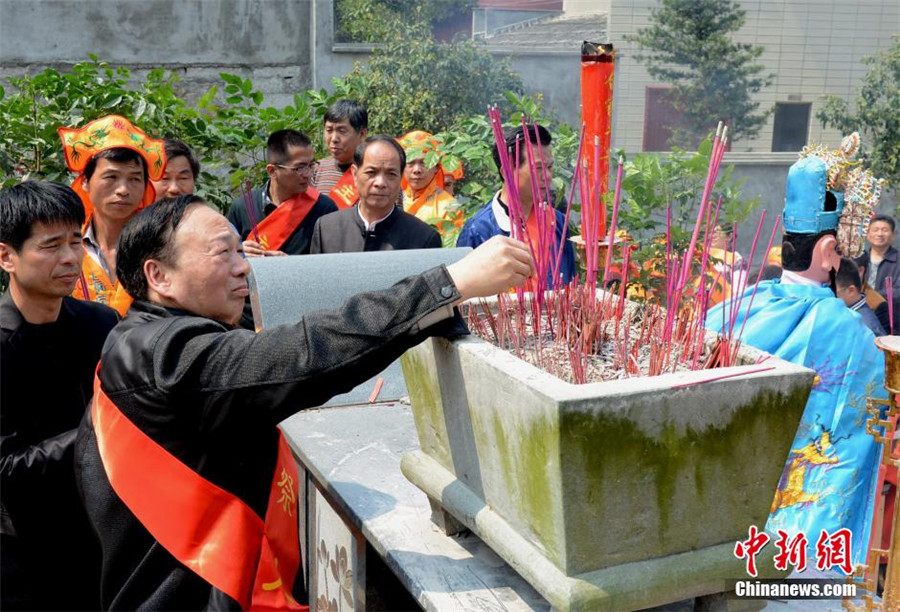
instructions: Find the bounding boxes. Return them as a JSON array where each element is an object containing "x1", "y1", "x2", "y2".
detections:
[{"x1": 707, "y1": 139, "x2": 887, "y2": 568}]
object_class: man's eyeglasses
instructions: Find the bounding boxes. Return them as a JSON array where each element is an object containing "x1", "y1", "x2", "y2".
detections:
[{"x1": 275, "y1": 162, "x2": 318, "y2": 175}]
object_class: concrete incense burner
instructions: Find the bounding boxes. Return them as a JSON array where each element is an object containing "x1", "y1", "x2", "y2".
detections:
[{"x1": 400, "y1": 298, "x2": 815, "y2": 611}]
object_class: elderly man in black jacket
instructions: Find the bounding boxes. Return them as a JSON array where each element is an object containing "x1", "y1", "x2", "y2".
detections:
[
  {"x1": 309, "y1": 135, "x2": 442, "y2": 254},
  {"x1": 0, "y1": 181, "x2": 119, "y2": 610},
  {"x1": 75, "y1": 194, "x2": 532, "y2": 610}
]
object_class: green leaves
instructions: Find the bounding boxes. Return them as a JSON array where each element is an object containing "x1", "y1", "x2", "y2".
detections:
[
  {"x1": 816, "y1": 35, "x2": 900, "y2": 197},
  {"x1": 0, "y1": 58, "x2": 348, "y2": 211}
]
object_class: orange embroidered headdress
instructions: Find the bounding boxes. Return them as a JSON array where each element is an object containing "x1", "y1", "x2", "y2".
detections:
[{"x1": 57, "y1": 115, "x2": 166, "y2": 218}]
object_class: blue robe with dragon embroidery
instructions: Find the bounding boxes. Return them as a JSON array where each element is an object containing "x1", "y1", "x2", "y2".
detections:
[{"x1": 707, "y1": 279, "x2": 886, "y2": 566}]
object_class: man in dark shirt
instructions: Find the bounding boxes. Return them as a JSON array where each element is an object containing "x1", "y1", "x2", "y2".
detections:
[
  {"x1": 75, "y1": 194, "x2": 531, "y2": 610},
  {"x1": 227, "y1": 129, "x2": 338, "y2": 257},
  {"x1": 0, "y1": 181, "x2": 119, "y2": 610},
  {"x1": 310, "y1": 135, "x2": 442, "y2": 254},
  {"x1": 836, "y1": 257, "x2": 886, "y2": 336},
  {"x1": 228, "y1": 129, "x2": 338, "y2": 328},
  {"x1": 856, "y1": 214, "x2": 900, "y2": 333}
]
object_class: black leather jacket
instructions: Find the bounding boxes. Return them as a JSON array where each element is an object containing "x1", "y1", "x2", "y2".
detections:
[
  {"x1": 1, "y1": 294, "x2": 118, "y2": 610},
  {"x1": 76, "y1": 265, "x2": 462, "y2": 610}
]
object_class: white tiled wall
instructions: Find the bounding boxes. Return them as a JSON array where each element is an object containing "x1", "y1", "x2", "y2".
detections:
[{"x1": 608, "y1": 0, "x2": 899, "y2": 154}]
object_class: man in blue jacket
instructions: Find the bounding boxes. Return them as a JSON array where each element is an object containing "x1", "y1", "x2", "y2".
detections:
[{"x1": 457, "y1": 124, "x2": 576, "y2": 288}]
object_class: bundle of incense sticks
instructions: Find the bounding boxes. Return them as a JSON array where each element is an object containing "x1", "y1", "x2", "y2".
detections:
[
  {"x1": 468, "y1": 113, "x2": 778, "y2": 383},
  {"x1": 241, "y1": 179, "x2": 261, "y2": 243}
]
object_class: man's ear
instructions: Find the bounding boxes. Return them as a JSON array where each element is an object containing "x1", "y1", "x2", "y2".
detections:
[
  {"x1": 351, "y1": 164, "x2": 359, "y2": 181},
  {"x1": 265, "y1": 163, "x2": 277, "y2": 180},
  {"x1": 359, "y1": 128, "x2": 368, "y2": 139},
  {"x1": 144, "y1": 259, "x2": 173, "y2": 299},
  {"x1": 0, "y1": 243, "x2": 17, "y2": 275}
]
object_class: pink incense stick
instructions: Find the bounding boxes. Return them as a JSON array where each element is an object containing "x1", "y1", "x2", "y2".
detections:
[
  {"x1": 733, "y1": 217, "x2": 782, "y2": 359},
  {"x1": 679, "y1": 124, "x2": 726, "y2": 289},
  {"x1": 552, "y1": 124, "x2": 586, "y2": 285},
  {"x1": 888, "y1": 278, "x2": 894, "y2": 333},
  {"x1": 671, "y1": 366, "x2": 776, "y2": 389},
  {"x1": 242, "y1": 180, "x2": 261, "y2": 243},
  {"x1": 602, "y1": 155, "x2": 625, "y2": 286}
]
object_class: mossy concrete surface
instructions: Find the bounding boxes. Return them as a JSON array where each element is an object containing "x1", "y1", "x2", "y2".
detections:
[{"x1": 402, "y1": 333, "x2": 814, "y2": 597}]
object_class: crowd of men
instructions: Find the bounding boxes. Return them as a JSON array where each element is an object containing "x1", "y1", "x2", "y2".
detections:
[
  {"x1": 1, "y1": 98, "x2": 897, "y2": 610},
  {"x1": 0, "y1": 100, "x2": 540, "y2": 610}
]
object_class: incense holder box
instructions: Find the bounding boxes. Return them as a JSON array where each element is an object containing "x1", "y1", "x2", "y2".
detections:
[{"x1": 400, "y1": 327, "x2": 814, "y2": 611}]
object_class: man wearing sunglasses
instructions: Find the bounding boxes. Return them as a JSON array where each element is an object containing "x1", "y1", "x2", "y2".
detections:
[{"x1": 227, "y1": 130, "x2": 337, "y2": 258}]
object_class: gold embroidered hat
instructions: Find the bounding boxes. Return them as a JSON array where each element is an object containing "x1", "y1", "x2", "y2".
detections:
[
  {"x1": 58, "y1": 115, "x2": 166, "y2": 216},
  {"x1": 791, "y1": 133, "x2": 885, "y2": 258}
]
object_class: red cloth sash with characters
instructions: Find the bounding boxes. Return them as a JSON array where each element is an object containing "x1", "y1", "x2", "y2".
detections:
[
  {"x1": 90, "y1": 374, "x2": 307, "y2": 610},
  {"x1": 253, "y1": 188, "x2": 320, "y2": 251},
  {"x1": 329, "y1": 169, "x2": 358, "y2": 209}
]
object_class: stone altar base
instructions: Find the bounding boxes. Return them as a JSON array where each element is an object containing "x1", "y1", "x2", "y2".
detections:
[{"x1": 400, "y1": 334, "x2": 814, "y2": 611}]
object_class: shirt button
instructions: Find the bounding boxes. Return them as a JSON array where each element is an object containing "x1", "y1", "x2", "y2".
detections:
[{"x1": 440, "y1": 285, "x2": 454, "y2": 299}]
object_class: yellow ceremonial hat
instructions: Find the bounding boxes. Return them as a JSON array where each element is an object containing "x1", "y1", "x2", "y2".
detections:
[{"x1": 58, "y1": 115, "x2": 166, "y2": 217}]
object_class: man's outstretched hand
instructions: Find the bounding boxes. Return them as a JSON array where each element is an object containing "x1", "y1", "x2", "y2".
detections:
[{"x1": 447, "y1": 236, "x2": 534, "y2": 303}]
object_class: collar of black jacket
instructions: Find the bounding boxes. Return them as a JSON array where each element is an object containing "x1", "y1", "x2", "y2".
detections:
[
  {"x1": 128, "y1": 299, "x2": 233, "y2": 328},
  {"x1": 353, "y1": 204, "x2": 400, "y2": 234}
]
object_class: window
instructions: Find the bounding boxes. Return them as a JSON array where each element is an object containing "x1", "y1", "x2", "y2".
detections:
[
  {"x1": 642, "y1": 87, "x2": 711, "y2": 152},
  {"x1": 771, "y1": 103, "x2": 811, "y2": 152},
  {"x1": 643, "y1": 87, "x2": 682, "y2": 152}
]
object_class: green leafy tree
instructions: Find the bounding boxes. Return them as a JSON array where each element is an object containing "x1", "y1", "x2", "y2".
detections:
[
  {"x1": 817, "y1": 36, "x2": 900, "y2": 191},
  {"x1": 341, "y1": 17, "x2": 522, "y2": 136},
  {"x1": 0, "y1": 57, "x2": 345, "y2": 211},
  {"x1": 335, "y1": 0, "x2": 474, "y2": 43},
  {"x1": 627, "y1": 0, "x2": 774, "y2": 146}
]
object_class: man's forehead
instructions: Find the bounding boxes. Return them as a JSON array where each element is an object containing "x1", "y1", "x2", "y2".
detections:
[
  {"x1": 325, "y1": 118, "x2": 353, "y2": 129},
  {"x1": 361, "y1": 143, "x2": 401, "y2": 170},
  {"x1": 29, "y1": 221, "x2": 81, "y2": 242},
  {"x1": 176, "y1": 205, "x2": 232, "y2": 238},
  {"x1": 94, "y1": 157, "x2": 144, "y2": 174},
  {"x1": 285, "y1": 145, "x2": 315, "y2": 160}
]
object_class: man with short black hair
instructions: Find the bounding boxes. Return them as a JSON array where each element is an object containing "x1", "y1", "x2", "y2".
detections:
[
  {"x1": 836, "y1": 257, "x2": 886, "y2": 336},
  {"x1": 312, "y1": 99, "x2": 368, "y2": 207},
  {"x1": 152, "y1": 138, "x2": 200, "y2": 198},
  {"x1": 0, "y1": 181, "x2": 119, "y2": 611},
  {"x1": 227, "y1": 129, "x2": 337, "y2": 258},
  {"x1": 59, "y1": 114, "x2": 166, "y2": 315},
  {"x1": 856, "y1": 214, "x2": 900, "y2": 333},
  {"x1": 75, "y1": 194, "x2": 532, "y2": 610},
  {"x1": 310, "y1": 135, "x2": 442, "y2": 253},
  {"x1": 457, "y1": 124, "x2": 576, "y2": 285}
]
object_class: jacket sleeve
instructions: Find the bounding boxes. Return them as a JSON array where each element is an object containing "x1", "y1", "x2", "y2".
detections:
[
  {"x1": 0, "y1": 428, "x2": 77, "y2": 487},
  {"x1": 127, "y1": 266, "x2": 461, "y2": 427},
  {"x1": 309, "y1": 219, "x2": 323, "y2": 254},
  {"x1": 226, "y1": 196, "x2": 242, "y2": 232},
  {"x1": 426, "y1": 228, "x2": 442, "y2": 249}
]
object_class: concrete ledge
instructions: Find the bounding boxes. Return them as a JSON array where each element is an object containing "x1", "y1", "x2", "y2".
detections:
[{"x1": 402, "y1": 450, "x2": 787, "y2": 611}]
